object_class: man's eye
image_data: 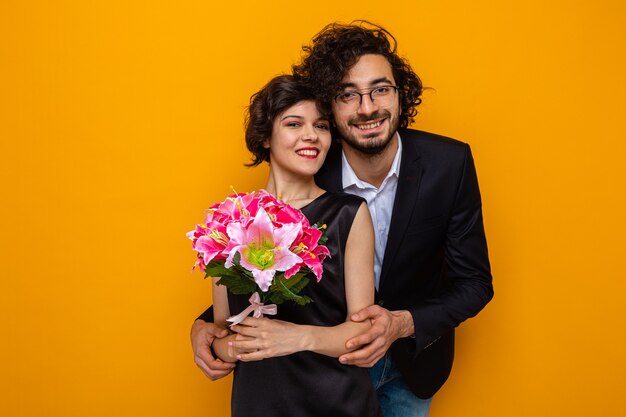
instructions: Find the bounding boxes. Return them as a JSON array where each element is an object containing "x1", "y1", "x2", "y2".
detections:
[
  {"x1": 373, "y1": 86, "x2": 390, "y2": 95},
  {"x1": 338, "y1": 91, "x2": 359, "y2": 102}
]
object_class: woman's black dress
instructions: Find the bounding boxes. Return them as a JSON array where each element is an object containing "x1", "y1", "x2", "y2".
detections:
[{"x1": 228, "y1": 192, "x2": 382, "y2": 417}]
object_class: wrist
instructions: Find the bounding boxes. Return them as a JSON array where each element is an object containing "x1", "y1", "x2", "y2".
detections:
[
  {"x1": 300, "y1": 325, "x2": 316, "y2": 352},
  {"x1": 214, "y1": 333, "x2": 238, "y2": 362},
  {"x1": 393, "y1": 310, "x2": 415, "y2": 338}
]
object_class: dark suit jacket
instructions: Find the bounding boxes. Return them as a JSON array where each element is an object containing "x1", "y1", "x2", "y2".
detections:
[
  {"x1": 198, "y1": 128, "x2": 493, "y2": 399},
  {"x1": 314, "y1": 128, "x2": 493, "y2": 399}
]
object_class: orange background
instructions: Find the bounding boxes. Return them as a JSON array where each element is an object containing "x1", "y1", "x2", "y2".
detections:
[{"x1": 2, "y1": 1, "x2": 625, "y2": 416}]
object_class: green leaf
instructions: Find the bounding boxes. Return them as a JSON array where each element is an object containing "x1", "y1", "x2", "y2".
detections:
[
  {"x1": 202, "y1": 258, "x2": 316, "y2": 306},
  {"x1": 203, "y1": 259, "x2": 260, "y2": 295},
  {"x1": 288, "y1": 276, "x2": 311, "y2": 294},
  {"x1": 281, "y1": 272, "x2": 306, "y2": 288},
  {"x1": 268, "y1": 275, "x2": 313, "y2": 306},
  {"x1": 268, "y1": 292, "x2": 287, "y2": 305},
  {"x1": 204, "y1": 262, "x2": 237, "y2": 279},
  {"x1": 215, "y1": 274, "x2": 258, "y2": 295}
]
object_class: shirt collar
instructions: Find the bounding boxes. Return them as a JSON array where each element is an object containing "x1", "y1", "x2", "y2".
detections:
[{"x1": 341, "y1": 133, "x2": 403, "y2": 190}]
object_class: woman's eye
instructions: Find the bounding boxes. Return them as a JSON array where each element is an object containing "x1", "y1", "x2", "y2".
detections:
[
  {"x1": 316, "y1": 123, "x2": 330, "y2": 130},
  {"x1": 286, "y1": 122, "x2": 301, "y2": 127}
]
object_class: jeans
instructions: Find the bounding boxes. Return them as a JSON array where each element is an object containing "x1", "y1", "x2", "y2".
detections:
[{"x1": 368, "y1": 353, "x2": 433, "y2": 417}]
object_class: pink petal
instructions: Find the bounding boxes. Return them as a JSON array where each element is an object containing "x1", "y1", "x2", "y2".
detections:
[
  {"x1": 252, "y1": 268, "x2": 275, "y2": 292},
  {"x1": 195, "y1": 235, "x2": 226, "y2": 265},
  {"x1": 273, "y1": 222, "x2": 301, "y2": 249},
  {"x1": 272, "y1": 246, "x2": 303, "y2": 273},
  {"x1": 307, "y1": 260, "x2": 324, "y2": 282},
  {"x1": 226, "y1": 221, "x2": 247, "y2": 246},
  {"x1": 225, "y1": 245, "x2": 244, "y2": 268},
  {"x1": 245, "y1": 207, "x2": 275, "y2": 247},
  {"x1": 284, "y1": 264, "x2": 300, "y2": 279}
]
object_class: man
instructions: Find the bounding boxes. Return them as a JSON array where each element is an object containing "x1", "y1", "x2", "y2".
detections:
[{"x1": 191, "y1": 21, "x2": 493, "y2": 416}]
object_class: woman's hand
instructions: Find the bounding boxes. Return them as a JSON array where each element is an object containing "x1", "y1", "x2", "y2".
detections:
[{"x1": 229, "y1": 317, "x2": 309, "y2": 361}]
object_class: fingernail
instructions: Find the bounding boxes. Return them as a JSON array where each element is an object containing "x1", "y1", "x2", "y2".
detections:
[
  {"x1": 228, "y1": 341, "x2": 233, "y2": 346},
  {"x1": 346, "y1": 343, "x2": 352, "y2": 349},
  {"x1": 339, "y1": 357, "x2": 347, "y2": 364}
]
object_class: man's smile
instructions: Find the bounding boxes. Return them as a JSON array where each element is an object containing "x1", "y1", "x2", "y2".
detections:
[{"x1": 354, "y1": 119, "x2": 385, "y2": 131}]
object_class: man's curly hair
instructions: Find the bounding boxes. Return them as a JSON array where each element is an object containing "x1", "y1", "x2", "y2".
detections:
[{"x1": 292, "y1": 21, "x2": 423, "y2": 129}]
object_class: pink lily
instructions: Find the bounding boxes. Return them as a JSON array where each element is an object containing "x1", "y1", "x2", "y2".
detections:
[
  {"x1": 218, "y1": 192, "x2": 257, "y2": 222},
  {"x1": 225, "y1": 207, "x2": 302, "y2": 291},
  {"x1": 192, "y1": 220, "x2": 230, "y2": 264},
  {"x1": 286, "y1": 226, "x2": 330, "y2": 281}
]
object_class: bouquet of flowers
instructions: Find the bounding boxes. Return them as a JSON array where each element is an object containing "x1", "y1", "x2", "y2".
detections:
[{"x1": 187, "y1": 190, "x2": 330, "y2": 325}]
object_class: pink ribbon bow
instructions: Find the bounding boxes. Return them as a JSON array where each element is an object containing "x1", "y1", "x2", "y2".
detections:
[{"x1": 226, "y1": 292, "x2": 277, "y2": 327}]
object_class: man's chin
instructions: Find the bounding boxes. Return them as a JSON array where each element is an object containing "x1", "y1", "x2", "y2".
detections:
[
  {"x1": 357, "y1": 144, "x2": 389, "y2": 155},
  {"x1": 343, "y1": 135, "x2": 392, "y2": 155}
]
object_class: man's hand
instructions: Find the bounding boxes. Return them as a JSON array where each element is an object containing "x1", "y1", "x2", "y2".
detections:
[
  {"x1": 191, "y1": 320, "x2": 236, "y2": 380},
  {"x1": 338, "y1": 305, "x2": 414, "y2": 368}
]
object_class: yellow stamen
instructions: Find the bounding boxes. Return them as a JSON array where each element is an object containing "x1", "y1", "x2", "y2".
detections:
[{"x1": 209, "y1": 229, "x2": 229, "y2": 246}]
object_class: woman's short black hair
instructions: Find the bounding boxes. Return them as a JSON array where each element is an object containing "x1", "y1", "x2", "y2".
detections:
[{"x1": 292, "y1": 20, "x2": 423, "y2": 128}]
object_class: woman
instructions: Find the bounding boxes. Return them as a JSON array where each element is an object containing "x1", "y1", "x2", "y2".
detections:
[{"x1": 211, "y1": 75, "x2": 382, "y2": 417}]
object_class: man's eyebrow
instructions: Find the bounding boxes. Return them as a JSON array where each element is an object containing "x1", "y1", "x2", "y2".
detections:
[
  {"x1": 337, "y1": 77, "x2": 395, "y2": 90},
  {"x1": 370, "y1": 77, "x2": 394, "y2": 85}
]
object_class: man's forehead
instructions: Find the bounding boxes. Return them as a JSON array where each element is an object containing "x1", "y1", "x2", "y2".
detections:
[{"x1": 340, "y1": 54, "x2": 395, "y2": 87}]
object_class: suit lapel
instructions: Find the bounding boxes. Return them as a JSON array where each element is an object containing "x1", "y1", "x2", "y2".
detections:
[
  {"x1": 379, "y1": 132, "x2": 423, "y2": 289},
  {"x1": 315, "y1": 134, "x2": 423, "y2": 290}
]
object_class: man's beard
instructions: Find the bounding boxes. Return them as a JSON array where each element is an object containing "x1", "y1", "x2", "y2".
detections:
[{"x1": 338, "y1": 110, "x2": 400, "y2": 156}]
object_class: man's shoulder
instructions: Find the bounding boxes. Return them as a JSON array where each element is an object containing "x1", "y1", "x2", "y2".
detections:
[
  {"x1": 399, "y1": 128, "x2": 469, "y2": 151},
  {"x1": 399, "y1": 128, "x2": 471, "y2": 167}
]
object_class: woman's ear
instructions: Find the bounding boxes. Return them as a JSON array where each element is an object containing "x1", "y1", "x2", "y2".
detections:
[{"x1": 262, "y1": 139, "x2": 270, "y2": 149}]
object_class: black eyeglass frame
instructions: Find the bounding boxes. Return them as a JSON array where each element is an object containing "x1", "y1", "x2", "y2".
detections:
[{"x1": 333, "y1": 85, "x2": 400, "y2": 105}]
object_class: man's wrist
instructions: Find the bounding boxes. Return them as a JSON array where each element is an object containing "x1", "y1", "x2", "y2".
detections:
[{"x1": 392, "y1": 310, "x2": 415, "y2": 338}]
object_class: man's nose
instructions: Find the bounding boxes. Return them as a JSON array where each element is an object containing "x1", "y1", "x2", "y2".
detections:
[{"x1": 357, "y1": 93, "x2": 378, "y2": 116}]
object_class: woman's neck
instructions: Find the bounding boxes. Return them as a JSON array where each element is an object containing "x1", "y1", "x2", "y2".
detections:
[{"x1": 265, "y1": 173, "x2": 323, "y2": 209}]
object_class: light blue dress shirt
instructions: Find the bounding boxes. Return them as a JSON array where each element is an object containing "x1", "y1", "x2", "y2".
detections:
[{"x1": 341, "y1": 134, "x2": 402, "y2": 290}]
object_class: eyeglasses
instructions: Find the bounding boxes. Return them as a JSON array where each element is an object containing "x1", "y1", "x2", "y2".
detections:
[{"x1": 334, "y1": 85, "x2": 399, "y2": 110}]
